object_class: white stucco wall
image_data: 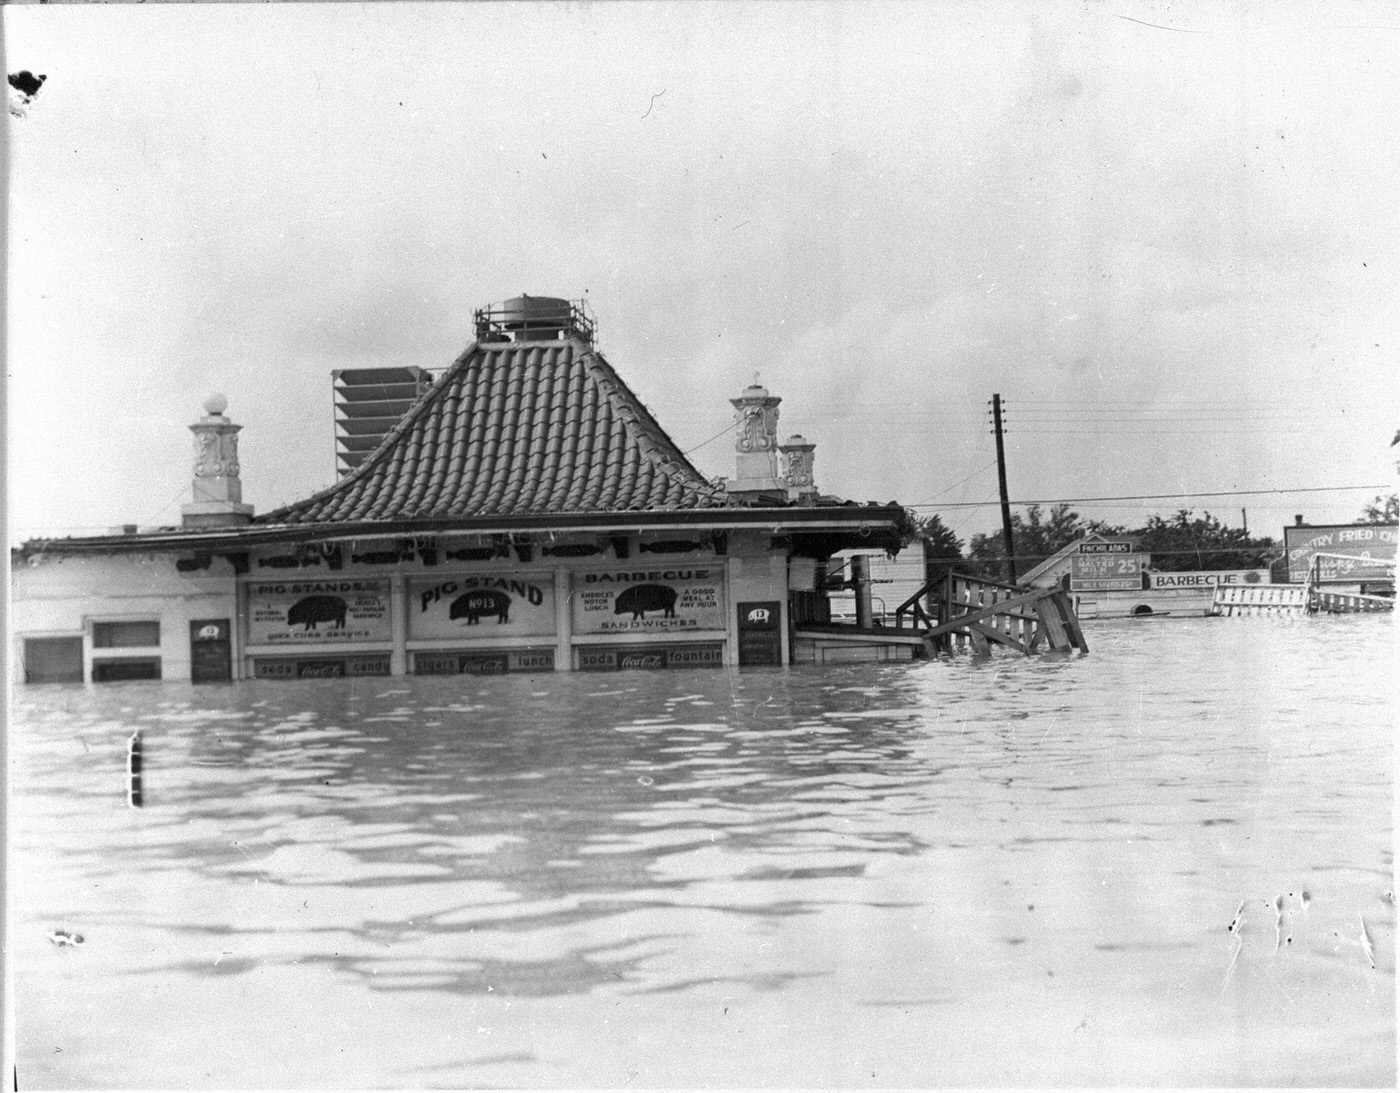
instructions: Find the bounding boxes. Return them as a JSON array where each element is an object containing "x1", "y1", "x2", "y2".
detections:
[
  {"x1": 11, "y1": 553, "x2": 239, "y2": 683},
  {"x1": 12, "y1": 530, "x2": 804, "y2": 683}
]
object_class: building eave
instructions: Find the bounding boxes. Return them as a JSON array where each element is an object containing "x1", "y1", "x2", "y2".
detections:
[{"x1": 16, "y1": 504, "x2": 907, "y2": 559}]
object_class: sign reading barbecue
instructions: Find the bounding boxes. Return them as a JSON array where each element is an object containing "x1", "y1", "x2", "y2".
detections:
[{"x1": 573, "y1": 569, "x2": 725, "y2": 633}]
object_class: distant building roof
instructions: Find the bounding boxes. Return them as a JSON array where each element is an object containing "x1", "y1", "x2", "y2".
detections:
[
  {"x1": 1020, "y1": 531, "x2": 1141, "y2": 586},
  {"x1": 260, "y1": 337, "x2": 728, "y2": 525}
]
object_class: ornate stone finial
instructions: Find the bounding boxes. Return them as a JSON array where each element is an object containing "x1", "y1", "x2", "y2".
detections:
[
  {"x1": 732, "y1": 388, "x2": 781, "y2": 453},
  {"x1": 780, "y1": 433, "x2": 818, "y2": 500},
  {"x1": 780, "y1": 435, "x2": 815, "y2": 485},
  {"x1": 726, "y1": 381, "x2": 784, "y2": 495},
  {"x1": 182, "y1": 395, "x2": 252, "y2": 527}
]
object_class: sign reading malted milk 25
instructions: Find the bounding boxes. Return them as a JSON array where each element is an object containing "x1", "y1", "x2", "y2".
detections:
[
  {"x1": 246, "y1": 580, "x2": 392, "y2": 645},
  {"x1": 572, "y1": 569, "x2": 725, "y2": 633},
  {"x1": 408, "y1": 575, "x2": 556, "y2": 639},
  {"x1": 1070, "y1": 551, "x2": 1144, "y2": 592}
]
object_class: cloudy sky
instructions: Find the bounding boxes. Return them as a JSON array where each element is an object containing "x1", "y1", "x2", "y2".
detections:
[{"x1": 5, "y1": 1, "x2": 1397, "y2": 549}]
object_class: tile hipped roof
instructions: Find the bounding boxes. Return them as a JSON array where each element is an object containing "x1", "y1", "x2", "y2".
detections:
[
  {"x1": 260, "y1": 337, "x2": 728, "y2": 525},
  {"x1": 18, "y1": 330, "x2": 911, "y2": 557}
]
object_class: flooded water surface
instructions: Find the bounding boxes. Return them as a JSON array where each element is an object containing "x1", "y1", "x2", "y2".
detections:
[{"x1": 10, "y1": 616, "x2": 1395, "y2": 1087}]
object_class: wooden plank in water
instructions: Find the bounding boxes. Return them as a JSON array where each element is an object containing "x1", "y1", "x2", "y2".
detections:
[
  {"x1": 1035, "y1": 597, "x2": 1070, "y2": 650},
  {"x1": 970, "y1": 620, "x2": 1028, "y2": 655},
  {"x1": 1052, "y1": 591, "x2": 1089, "y2": 652},
  {"x1": 968, "y1": 627, "x2": 991, "y2": 656}
]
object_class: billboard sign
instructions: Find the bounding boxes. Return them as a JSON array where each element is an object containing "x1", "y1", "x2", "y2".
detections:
[
  {"x1": 1284, "y1": 524, "x2": 1397, "y2": 583},
  {"x1": 408, "y1": 575, "x2": 556, "y2": 639},
  {"x1": 1076, "y1": 539, "x2": 1136, "y2": 554},
  {"x1": 1070, "y1": 550, "x2": 1144, "y2": 592},
  {"x1": 1147, "y1": 570, "x2": 1270, "y2": 590},
  {"x1": 572, "y1": 568, "x2": 725, "y2": 634},
  {"x1": 247, "y1": 580, "x2": 392, "y2": 645}
]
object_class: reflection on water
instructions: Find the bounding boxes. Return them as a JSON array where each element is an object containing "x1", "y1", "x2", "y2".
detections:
[{"x1": 10, "y1": 616, "x2": 1394, "y2": 1087}]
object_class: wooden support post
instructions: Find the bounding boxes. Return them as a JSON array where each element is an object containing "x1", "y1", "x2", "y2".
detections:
[
  {"x1": 1052, "y1": 591, "x2": 1089, "y2": 652},
  {"x1": 1035, "y1": 596, "x2": 1070, "y2": 650}
]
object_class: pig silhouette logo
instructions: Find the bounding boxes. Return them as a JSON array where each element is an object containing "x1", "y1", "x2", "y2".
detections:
[
  {"x1": 615, "y1": 584, "x2": 678, "y2": 620},
  {"x1": 449, "y1": 590, "x2": 511, "y2": 625},
  {"x1": 286, "y1": 595, "x2": 347, "y2": 632},
  {"x1": 746, "y1": 607, "x2": 771, "y2": 625},
  {"x1": 196, "y1": 624, "x2": 222, "y2": 641}
]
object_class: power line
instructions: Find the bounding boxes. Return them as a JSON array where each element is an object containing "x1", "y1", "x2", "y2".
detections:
[
  {"x1": 907, "y1": 483, "x2": 1392, "y2": 509},
  {"x1": 681, "y1": 420, "x2": 737, "y2": 456},
  {"x1": 908, "y1": 460, "x2": 999, "y2": 507}
]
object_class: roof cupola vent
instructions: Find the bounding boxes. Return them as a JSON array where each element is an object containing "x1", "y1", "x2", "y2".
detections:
[{"x1": 475, "y1": 295, "x2": 596, "y2": 345}]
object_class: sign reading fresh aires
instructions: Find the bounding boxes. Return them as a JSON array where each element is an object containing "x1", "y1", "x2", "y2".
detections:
[
  {"x1": 1147, "y1": 570, "x2": 1270, "y2": 590},
  {"x1": 408, "y1": 575, "x2": 556, "y2": 639},
  {"x1": 1283, "y1": 524, "x2": 1398, "y2": 583},
  {"x1": 247, "y1": 580, "x2": 392, "y2": 645},
  {"x1": 572, "y1": 570, "x2": 725, "y2": 633},
  {"x1": 1070, "y1": 542, "x2": 1144, "y2": 592}
]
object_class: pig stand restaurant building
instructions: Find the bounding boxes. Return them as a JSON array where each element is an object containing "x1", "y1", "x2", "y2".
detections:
[{"x1": 12, "y1": 297, "x2": 905, "y2": 683}]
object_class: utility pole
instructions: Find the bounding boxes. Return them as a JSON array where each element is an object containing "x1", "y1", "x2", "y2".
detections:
[
  {"x1": 991, "y1": 393, "x2": 1016, "y2": 584},
  {"x1": 1241, "y1": 508, "x2": 1248, "y2": 534}
]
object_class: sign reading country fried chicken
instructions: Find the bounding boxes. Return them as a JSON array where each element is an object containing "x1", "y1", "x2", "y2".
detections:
[
  {"x1": 572, "y1": 569, "x2": 725, "y2": 633},
  {"x1": 1284, "y1": 523, "x2": 1398, "y2": 583},
  {"x1": 246, "y1": 580, "x2": 392, "y2": 645},
  {"x1": 408, "y1": 575, "x2": 557, "y2": 639}
]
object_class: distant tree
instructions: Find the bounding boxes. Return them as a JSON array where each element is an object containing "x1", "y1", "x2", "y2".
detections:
[
  {"x1": 912, "y1": 512, "x2": 964, "y2": 559},
  {"x1": 1358, "y1": 493, "x2": 1399, "y2": 523},
  {"x1": 964, "y1": 504, "x2": 1111, "y2": 581},
  {"x1": 909, "y1": 512, "x2": 964, "y2": 584},
  {"x1": 1130, "y1": 510, "x2": 1274, "y2": 571}
]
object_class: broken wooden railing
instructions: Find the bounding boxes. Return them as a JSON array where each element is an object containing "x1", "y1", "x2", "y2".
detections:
[
  {"x1": 1212, "y1": 552, "x2": 1394, "y2": 617},
  {"x1": 893, "y1": 572, "x2": 1088, "y2": 657}
]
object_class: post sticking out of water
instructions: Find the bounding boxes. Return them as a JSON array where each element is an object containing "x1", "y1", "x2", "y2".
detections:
[
  {"x1": 852, "y1": 554, "x2": 873, "y2": 629},
  {"x1": 127, "y1": 731, "x2": 143, "y2": 808}
]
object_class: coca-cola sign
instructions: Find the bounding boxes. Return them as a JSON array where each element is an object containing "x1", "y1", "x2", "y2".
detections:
[
  {"x1": 577, "y1": 643, "x2": 723, "y2": 672},
  {"x1": 412, "y1": 648, "x2": 555, "y2": 676}
]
